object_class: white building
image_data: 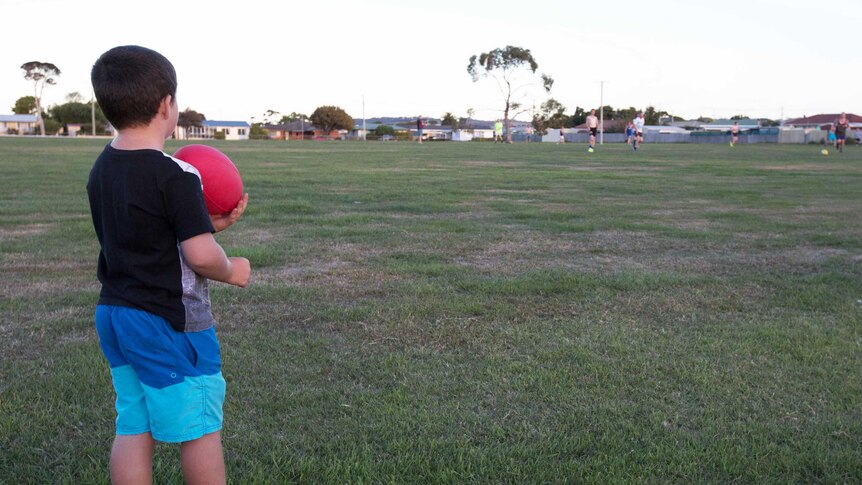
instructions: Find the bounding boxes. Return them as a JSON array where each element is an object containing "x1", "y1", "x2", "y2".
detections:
[
  {"x1": 0, "y1": 114, "x2": 38, "y2": 135},
  {"x1": 182, "y1": 120, "x2": 250, "y2": 140}
]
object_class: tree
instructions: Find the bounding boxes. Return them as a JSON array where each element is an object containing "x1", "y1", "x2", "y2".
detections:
[
  {"x1": 598, "y1": 105, "x2": 617, "y2": 121},
  {"x1": 177, "y1": 108, "x2": 206, "y2": 134},
  {"x1": 467, "y1": 45, "x2": 553, "y2": 143},
  {"x1": 49, "y1": 98, "x2": 108, "y2": 135},
  {"x1": 441, "y1": 112, "x2": 458, "y2": 129},
  {"x1": 540, "y1": 99, "x2": 567, "y2": 128},
  {"x1": 21, "y1": 61, "x2": 60, "y2": 136},
  {"x1": 12, "y1": 96, "x2": 37, "y2": 115},
  {"x1": 280, "y1": 112, "x2": 309, "y2": 123},
  {"x1": 569, "y1": 106, "x2": 587, "y2": 126},
  {"x1": 50, "y1": 100, "x2": 105, "y2": 125},
  {"x1": 374, "y1": 125, "x2": 395, "y2": 136},
  {"x1": 262, "y1": 109, "x2": 280, "y2": 125},
  {"x1": 644, "y1": 106, "x2": 670, "y2": 125},
  {"x1": 531, "y1": 112, "x2": 548, "y2": 136},
  {"x1": 310, "y1": 106, "x2": 354, "y2": 135},
  {"x1": 615, "y1": 106, "x2": 638, "y2": 122},
  {"x1": 249, "y1": 123, "x2": 269, "y2": 140},
  {"x1": 65, "y1": 92, "x2": 84, "y2": 103}
]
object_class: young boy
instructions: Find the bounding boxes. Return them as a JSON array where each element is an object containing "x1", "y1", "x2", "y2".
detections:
[
  {"x1": 87, "y1": 45, "x2": 250, "y2": 485},
  {"x1": 625, "y1": 122, "x2": 635, "y2": 147}
]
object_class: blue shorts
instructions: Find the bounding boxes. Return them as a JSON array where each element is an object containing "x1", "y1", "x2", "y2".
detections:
[{"x1": 95, "y1": 305, "x2": 225, "y2": 443}]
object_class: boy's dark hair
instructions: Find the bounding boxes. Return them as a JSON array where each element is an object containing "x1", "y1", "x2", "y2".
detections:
[{"x1": 91, "y1": 45, "x2": 177, "y2": 130}]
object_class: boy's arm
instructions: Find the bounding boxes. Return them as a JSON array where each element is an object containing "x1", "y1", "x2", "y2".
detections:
[{"x1": 180, "y1": 233, "x2": 251, "y2": 287}]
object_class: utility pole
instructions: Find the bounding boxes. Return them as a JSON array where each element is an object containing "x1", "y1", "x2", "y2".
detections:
[
  {"x1": 91, "y1": 95, "x2": 96, "y2": 136},
  {"x1": 362, "y1": 95, "x2": 366, "y2": 141}
]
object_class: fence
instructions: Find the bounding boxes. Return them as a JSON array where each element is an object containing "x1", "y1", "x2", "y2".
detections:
[
  {"x1": 462, "y1": 128, "x2": 845, "y2": 145},
  {"x1": 524, "y1": 127, "x2": 833, "y2": 145}
]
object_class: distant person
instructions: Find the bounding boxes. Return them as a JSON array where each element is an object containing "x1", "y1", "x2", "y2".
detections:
[
  {"x1": 731, "y1": 121, "x2": 739, "y2": 146},
  {"x1": 88, "y1": 45, "x2": 251, "y2": 485},
  {"x1": 625, "y1": 122, "x2": 635, "y2": 147},
  {"x1": 586, "y1": 109, "x2": 599, "y2": 151},
  {"x1": 558, "y1": 126, "x2": 565, "y2": 144},
  {"x1": 633, "y1": 111, "x2": 645, "y2": 150},
  {"x1": 494, "y1": 119, "x2": 504, "y2": 143},
  {"x1": 416, "y1": 116, "x2": 425, "y2": 144},
  {"x1": 828, "y1": 128, "x2": 837, "y2": 149},
  {"x1": 834, "y1": 113, "x2": 849, "y2": 152},
  {"x1": 855, "y1": 128, "x2": 860, "y2": 146}
]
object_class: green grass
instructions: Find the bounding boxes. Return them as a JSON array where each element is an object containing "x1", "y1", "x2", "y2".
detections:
[{"x1": 1, "y1": 137, "x2": 861, "y2": 483}]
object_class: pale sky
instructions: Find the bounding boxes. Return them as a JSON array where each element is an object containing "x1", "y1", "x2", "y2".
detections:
[{"x1": 1, "y1": 0, "x2": 858, "y2": 123}]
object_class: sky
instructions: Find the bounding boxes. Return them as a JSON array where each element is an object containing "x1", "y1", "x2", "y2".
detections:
[{"x1": 1, "y1": 0, "x2": 859, "y2": 123}]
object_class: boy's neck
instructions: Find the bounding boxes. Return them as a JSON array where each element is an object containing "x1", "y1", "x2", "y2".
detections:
[{"x1": 111, "y1": 126, "x2": 171, "y2": 151}]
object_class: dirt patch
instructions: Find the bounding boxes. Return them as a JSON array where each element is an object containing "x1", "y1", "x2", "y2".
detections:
[
  {"x1": 451, "y1": 230, "x2": 856, "y2": 278},
  {"x1": 464, "y1": 160, "x2": 526, "y2": 168},
  {"x1": 0, "y1": 224, "x2": 54, "y2": 240},
  {"x1": 759, "y1": 164, "x2": 847, "y2": 172},
  {"x1": 251, "y1": 243, "x2": 398, "y2": 291}
]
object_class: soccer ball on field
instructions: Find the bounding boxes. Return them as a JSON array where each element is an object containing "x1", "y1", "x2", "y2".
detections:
[
  {"x1": 588, "y1": 147, "x2": 594, "y2": 153},
  {"x1": 821, "y1": 149, "x2": 829, "y2": 156}
]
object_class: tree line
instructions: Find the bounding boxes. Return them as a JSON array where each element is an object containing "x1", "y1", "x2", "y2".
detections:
[{"x1": 13, "y1": 53, "x2": 775, "y2": 139}]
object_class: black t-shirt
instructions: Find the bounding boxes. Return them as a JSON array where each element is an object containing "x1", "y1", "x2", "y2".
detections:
[
  {"x1": 87, "y1": 144, "x2": 216, "y2": 332},
  {"x1": 835, "y1": 120, "x2": 848, "y2": 136}
]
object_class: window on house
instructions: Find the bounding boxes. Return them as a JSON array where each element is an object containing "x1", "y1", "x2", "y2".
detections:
[
  {"x1": 238, "y1": 129, "x2": 246, "y2": 135},
  {"x1": 223, "y1": 129, "x2": 230, "y2": 135}
]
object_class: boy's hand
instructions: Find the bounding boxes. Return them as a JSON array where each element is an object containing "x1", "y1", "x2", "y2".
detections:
[
  {"x1": 227, "y1": 257, "x2": 251, "y2": 288},
  {"x1": 211, "y1": 193, "x2": 249, "y2": 232}
]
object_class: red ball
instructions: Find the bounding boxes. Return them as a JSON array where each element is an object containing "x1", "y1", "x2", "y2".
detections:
[{"x1": 173, "y1": 144, "x2": 243, "y2": 215}]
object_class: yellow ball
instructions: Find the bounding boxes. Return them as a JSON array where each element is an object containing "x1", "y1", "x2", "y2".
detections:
[{"x1": 821, "y1": 149, "x2": 829, "y2": 156}]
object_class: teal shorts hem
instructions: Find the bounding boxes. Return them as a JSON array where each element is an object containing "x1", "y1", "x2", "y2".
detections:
[{"x1": 153, "y1": 425, "x2": 223, "y2": 444}]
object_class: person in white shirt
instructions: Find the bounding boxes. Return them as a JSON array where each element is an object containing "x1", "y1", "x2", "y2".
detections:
[
  {"x1": 586, "y1": 109, "x2": 599, "y2": 151},
  {"x1": 633, "y1": 112, "x2": 645, "y2": 151}
]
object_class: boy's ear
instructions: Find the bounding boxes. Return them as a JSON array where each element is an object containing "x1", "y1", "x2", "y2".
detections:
[{"x1": 158, "y1": 95, "x2": 174, "y2": 119}]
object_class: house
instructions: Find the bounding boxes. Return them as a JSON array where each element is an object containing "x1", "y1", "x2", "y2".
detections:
[
  {"x1": 670, "y1": 120, "x2": 707, "y2": 131},
  {"x1": 453, "y1": 120, "x2": 495, "y2": 141},
  {"x1": 542, "y1": 128, "x2": 572, "y2": 143},
  {"x1": 452, "y1": 129, "x2": 475, "y2": 141},
  {"x1": 784, "y1": 113, "x2": 862, "y2": 131},
  {"x1": 0, "y1": 114, "x2": 38, "y2": 135},
  {"x1": 265, "y1": 121, "x2": 311, "y2": 140},
  {"x1": 703, "y1": 118, "x2": 760, "y2": 132},
  {"x1": 350, "y1": 121, "x2": 385, "y2": 140},
  {"x1": 183, "y1": 120, "x2": 250, "y2": 140},
  {"x1": 266, "y1": 121, "x2": 339, "y2": 140},
  {"x1": 412, "y1": 125, "x2": 452, "y2": 141}
]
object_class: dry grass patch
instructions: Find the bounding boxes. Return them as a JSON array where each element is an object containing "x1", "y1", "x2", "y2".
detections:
[{"x1": 0, "y1": 223, "x2": 54, "y2": 240}]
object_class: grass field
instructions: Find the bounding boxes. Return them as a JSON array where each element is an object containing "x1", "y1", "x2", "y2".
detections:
[{"x1": 1, "y1": 137, "x2": 861, "y2": 484}]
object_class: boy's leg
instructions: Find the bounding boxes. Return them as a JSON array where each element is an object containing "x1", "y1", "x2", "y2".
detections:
[
  {"x1": 180, "y1": 431, "x2": 226, "y2": 485},
  {"x1": 111, "y1": 433, "x2": 155, "y2": 485}
]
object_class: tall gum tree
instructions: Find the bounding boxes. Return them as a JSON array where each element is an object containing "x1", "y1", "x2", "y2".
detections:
[
  {"x1": 21, "y1": 61, "x2": 60, "y2": 136},
  {"x1": 467, "y1": 46, "x2": 553, "y2": 143}
]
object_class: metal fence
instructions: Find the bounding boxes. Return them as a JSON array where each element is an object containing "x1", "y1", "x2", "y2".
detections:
[
  {"x1": 500, "y1": 128, "x2": 847, "y2": 145},
  {"x1": 523, "y1": 127, "x2": 835, "y2": 145}
]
